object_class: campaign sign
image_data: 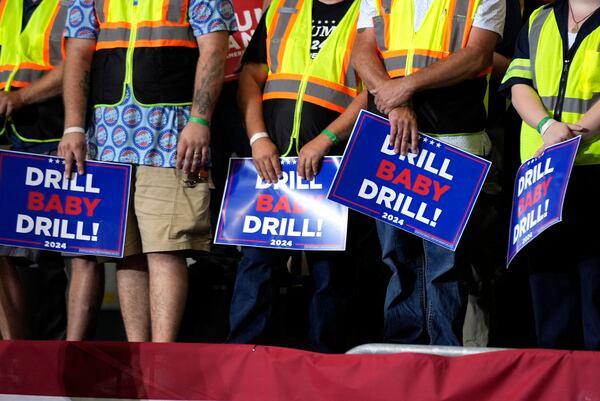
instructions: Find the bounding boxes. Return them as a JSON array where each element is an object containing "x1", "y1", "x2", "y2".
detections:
[
  {"x1": 0, "y1": 150, "x2": 131, "y2": 257},
  {"x1": 215, "y1": 157, "x2": 348, "y2": 250},
  {"x1": 328, "y1": 110, "x2": 491, "y2": 251},
  {"x1": 225, "y1": 0, "x2": 263, "y2": 81},
  {"x1": 507, "y1": 136, "x2": 580, "y2": 265}
]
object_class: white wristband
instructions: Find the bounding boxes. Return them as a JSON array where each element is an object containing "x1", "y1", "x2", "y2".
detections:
[
  {"x1": 540, "y1": 119, "x2": 557, "y2": 137},
  {"x1": 63, "y1": 127, "x2": 86, "y2": 136},
  {"x1": 249, "y1": 132, "x2": 269, "y2": 146}
]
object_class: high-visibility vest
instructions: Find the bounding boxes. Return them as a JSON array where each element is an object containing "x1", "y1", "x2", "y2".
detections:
[
  {"x1": 372, "y1": 0, "x2": 491, "y2": 138},
  {"x1": 264, "y1": 0, "x2": 360, "y2": 156},
  {"x1": 90, "y1": 0, "x2": 199, "y2": 106},
  {"x1": 0, "y1": 0, "x2": 67, "y2": 143},
  {"x1": 502, "y1": 5, "x2": 600, "y2": 164}
]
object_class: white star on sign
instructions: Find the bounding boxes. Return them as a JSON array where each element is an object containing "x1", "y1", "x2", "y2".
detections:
[{"x1": 49, "y1": 158, "x2": 54, "y2": 163}]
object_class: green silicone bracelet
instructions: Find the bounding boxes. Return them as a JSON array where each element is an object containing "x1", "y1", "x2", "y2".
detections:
[
  {"x1": 536, "y1": 116, "x2": 551, "y2": 134},
  {"x1": 322, "y1": 129, "x2": 339, "y2": 145},
  {"x1": 189, "y1": 116, "x2": 210, "y2": 127}
]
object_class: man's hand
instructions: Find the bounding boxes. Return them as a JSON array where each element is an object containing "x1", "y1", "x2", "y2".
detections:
[
  {"x1": 534, "y1": 122, "x2": 584, "y2": 157},
  {"x1": 0, "y1": 92, "x2": 25, "y2": 117},
  {"x1": 388, "y1": 105, "x2": 419, "y2": 155},
  {"x1": 372, "y1": 78, "x2": 415, "y2": 115},
  {"x1": 176, "y1": 121, "x2": 210, "y2": 175},
  {"x1": 58, "y1": 132, "x2": 87, "y2": 177},
  {"x1": 252, "y1": 136, "x2": 281, "y2": 183},
  {"x1": 298, "y1": 134, "x2": 333, "y2": 180}
]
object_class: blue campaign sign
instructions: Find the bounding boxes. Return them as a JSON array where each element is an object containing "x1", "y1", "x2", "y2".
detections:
[
  {"x1": 328, "y1": 110, "x2": 491, "y2": 251},
  {"x1": 0, "y1": 150, "x2": 131, "y2": 257},
  {"x1": 215, "y1": 157, "x2": 348, "y2": 250},
  {"x1": 507, "y1": 136, "x2": 580, "y2": 265}
]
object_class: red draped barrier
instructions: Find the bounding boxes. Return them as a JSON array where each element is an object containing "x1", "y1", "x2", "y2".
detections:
[{"x1": 0, "y1": 340, "x2": 599, "y2": 400}]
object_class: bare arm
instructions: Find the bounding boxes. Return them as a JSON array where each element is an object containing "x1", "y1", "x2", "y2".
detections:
[
  {"x1": 58, "y1": 37, "x2": 96, "y2": 176},
  {"x1": 0, "y1": 64, "x2": 64, "y2": 117},
  {"x1": 351, "y1": 27, "x2": 389, "y2": 91},
  {"x1": 177, "y1": 31, "x2": 229, "y2": 175},
  {"x1": 238, "y1": 62, "x2": 282, "y2": 183},
  {"x1": 511, "y1": 83, "x2": 583, "y2": 156},
  {"x1": 298, "y1": 91, "x2": 368, "y2": 180},
  {"x1": 238, "y1": 62, "x2": 269, "y2": 138},
  {"x1": 578, "y1": 100, "x2": 600, "y2": 140},
  {"x1": 373, "y1": 27, "x2": 500, "y2": 114},
  {"x1": 492, "y1": 52, "x2": 511, "y2": 80}
]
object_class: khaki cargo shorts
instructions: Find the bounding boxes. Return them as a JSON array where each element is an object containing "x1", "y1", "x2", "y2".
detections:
[{"x1": 121, "y1": 165, "x2": 211, "y2": 256}]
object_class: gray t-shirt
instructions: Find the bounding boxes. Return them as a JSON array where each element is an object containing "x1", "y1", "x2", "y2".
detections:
[
  {"x1": 356, "y1": 0, "x2": 506, "y2": 155},
  {"x1": 357, "y1": 0, "x2": 506, "y2": 36}
]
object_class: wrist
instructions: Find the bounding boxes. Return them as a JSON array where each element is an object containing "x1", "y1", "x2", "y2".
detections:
[
  {"x1": 321, "y1": 129, "x2": 340, "y2": 145},
  {"x1": 536, "y1": 116, "x2": 552, "y2": 134},
  {"x1": 188, "y1": 115, "x2": 210, "y2": 127},
  {"x1": 539, "y1": 118, "x2": 557, "y2": 137},
  {"x1": 63, "y1": 127, "x2": 86, "y2": 136},
  {"x1": 250, "y1": 131, "x2": 270, "y2": 146}
]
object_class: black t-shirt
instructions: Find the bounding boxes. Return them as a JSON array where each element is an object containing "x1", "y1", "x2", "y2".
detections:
[{"x1": 241, "y1": 0, "x2": 353, "y2": 156}]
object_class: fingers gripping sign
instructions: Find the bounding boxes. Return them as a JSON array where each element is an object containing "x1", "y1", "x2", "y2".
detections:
[
  {"x1": 388, "y1": 106, "x2": 419, "y2": 156},
  {"x1": 58, "y1": 131, "x2": 88, "y2": 177}
]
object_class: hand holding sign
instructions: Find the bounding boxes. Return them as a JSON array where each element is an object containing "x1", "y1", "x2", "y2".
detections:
[
  {"x1": 507, "y1": 136, "x2": 580, "y2": 265},
  {"x1": 215, "y1": 157, "x2": 348, "y2": 250},
  {"x1": 0, "y1": 150, "x2": 131, "y2": 257},
  {"x1": 58, "y1": 132, "x2": 88, "y2": 176},
  {"x1": 328, "y1": 110, "x2": 490, "y2": 251}
]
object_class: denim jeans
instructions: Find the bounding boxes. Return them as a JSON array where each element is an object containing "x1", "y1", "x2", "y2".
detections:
[
  {"x1": 376, "y1": 221, "x2": 469, "y2": 346},
  {"x1": 227, "y1": 246, "x2": 349, "y2": 353}
]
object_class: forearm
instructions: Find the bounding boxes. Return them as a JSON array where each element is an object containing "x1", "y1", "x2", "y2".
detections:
[
  {"x1": 511, "y1": 84, "x2": 550, "y2": 129},
  {"x1": 578, "y1": 100, "x2": 600, "y2": 140},
  {"x1": 492, "y1": 52, "x2": 511, "y2": 80},
  {"x1": 63, "y1": 38, "x2": 96, "y2": 128},
  {"x1": 17, "y1": 65, "x2": 63, "y2": 105},
  {"x1": 352, "y1": 28, "x2": 389, "y2": 91},
  {"x1": 406, "y1": 46, "x2": 492, "y2": 92},
  {"x1": 238, "y1": 63, "x2": 268, "y2": 139},
  {"x1": 324, "y1": 91, "x2": 368, "y2": 140},
  {"x1": 192, "y1": 31, "x2": 228, "y2": 120}
]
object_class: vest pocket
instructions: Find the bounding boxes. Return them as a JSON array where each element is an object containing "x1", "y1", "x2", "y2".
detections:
[{"x1": 582, "y1": 50, "x2": 600, "y2": 97}]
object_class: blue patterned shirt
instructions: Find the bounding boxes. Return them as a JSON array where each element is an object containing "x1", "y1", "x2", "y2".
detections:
[{"x1": 64, "y1": 0, "x2": 237, "y2": 167}]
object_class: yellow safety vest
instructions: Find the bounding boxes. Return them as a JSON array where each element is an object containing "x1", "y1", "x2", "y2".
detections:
[
  {"x1": 372, "y1": 0, "x2": 491, "y2": 138},
  {"x1": 264, "y1": 0, "x2": 360, "y2": 156},
  {"x1": 503, "y1": 5, "x2": 600, "y2": 164},
  {"x1": 91, "y1": 0, "x2": 198, "y2": 106},
  {"x1": 0, "y1": 0, "x2": 66, "y2": 142}
]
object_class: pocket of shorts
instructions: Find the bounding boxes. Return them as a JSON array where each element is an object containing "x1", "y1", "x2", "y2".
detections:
[{"x1": 167, "y1": 175, "x2": 211, "y2": 240}]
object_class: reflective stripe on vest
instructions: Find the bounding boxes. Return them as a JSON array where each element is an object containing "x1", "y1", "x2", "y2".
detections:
[
  {"x1": 264, "y1": 0, "x2": 360, "y2": 155},
  {"x1": 0, "y1": 0, "x2": 66, "y2": 89},
  {"x1": 518, "y1": 5, "x2": 600, "y2": 165},
  {"x1": 374, "y1": 0, "x2": 483, "y2": 77},
  {"x1": 97, "y1": 25, "x2": 196, "y2": 48},
  {"x1": 501, "y1": 58, "x2": 532, "y2": 82},
  {"x1": 263, "y1": 74, "x2": 357, "y2": 111},
  {"x1": 95, "y1": 0, "x2": 195, "y2": 50}
]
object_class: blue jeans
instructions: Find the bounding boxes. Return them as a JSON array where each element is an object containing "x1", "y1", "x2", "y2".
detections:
[
  {"x1": 227, "y1": 247, "x2": 349, "y2": 353},
  {"x1": 376, "y1": 222, "x2": 469, "y2": 345}
]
